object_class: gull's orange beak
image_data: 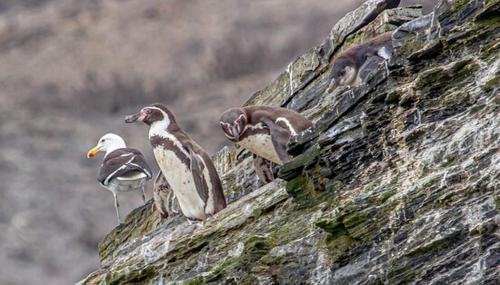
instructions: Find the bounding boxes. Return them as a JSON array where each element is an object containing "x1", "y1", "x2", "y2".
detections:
[{"x1": 87, "y1": 146, "x2": 102, "y2": 158}]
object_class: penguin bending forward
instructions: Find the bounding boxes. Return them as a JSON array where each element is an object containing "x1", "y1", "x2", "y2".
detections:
[
  {"x1": 220, "y1": 106, "x2": 312, "y2": 183},
  {"x1": 125, "y1": 103, "x2": 226, "y2": 221},
  {"x1": 327, "y1": 31, "x2": 394, "y2": 93}
]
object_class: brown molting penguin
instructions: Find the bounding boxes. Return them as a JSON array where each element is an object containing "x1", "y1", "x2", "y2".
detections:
[
  {"x1": 327, "y1": 31, "x2": 394, "y2": 93},
  {"x1": 125, "y1": 103, "x2": 226, "y2": 221},
  {"x1": 220, "y1": 106, "x2": 312, "y2": 183}
]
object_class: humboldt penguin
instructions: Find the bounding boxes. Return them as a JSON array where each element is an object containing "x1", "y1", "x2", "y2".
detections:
[
  {"x1": 125, "y1": 103, "x2": 226, "y2": 221},
  {"x1": 327, "y1": 31, "x2": 393, "y2": 93},
  {"x1": 219, "y1": 106, "x2": 312, "y2": 183},
  {"x1": 152, "y1": 171, "x2": 179, "y2": 220},
  {"x1": 87, "y1": 133, "x2": 153, "y2": 224}
]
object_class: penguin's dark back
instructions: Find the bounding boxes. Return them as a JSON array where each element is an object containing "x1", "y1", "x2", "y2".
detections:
[{"x1": 244, "y1": 106, "x2": 312, "y2": 131}]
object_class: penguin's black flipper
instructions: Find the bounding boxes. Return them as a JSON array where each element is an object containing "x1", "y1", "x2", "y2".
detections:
[
  {"x1": 253, "y1": 154, "x2": 274, "y2": 185},
  {"x1": 261, "y1": 118, "x2": 292, "y2": 164},
  {"x1": 186, "y1": 146, "x2": 209, "y2": 203}
]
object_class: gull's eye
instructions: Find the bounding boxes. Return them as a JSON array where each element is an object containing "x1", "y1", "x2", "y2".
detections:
[{"x1": 100, "y1": 139, "x2": 105, "y2": 143}]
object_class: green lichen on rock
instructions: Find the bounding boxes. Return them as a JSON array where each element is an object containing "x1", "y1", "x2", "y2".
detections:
[
  {"x1": 98, "y1": 200, "x2": 160, "y2": 265},
  {"x1": 80, "y1": 1, "x2": 499, "y2": 284}
]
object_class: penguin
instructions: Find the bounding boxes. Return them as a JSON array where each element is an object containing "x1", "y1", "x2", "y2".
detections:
[
  {"x1": 125, "y1": 103, "x2": 226, "y2": 221},
  {"x1": 219, "y1": 106, "x2": 312, "y2": 183},
  {"x1": 152, "y1": 171, "x2": 179, "y2": 220},
  {"x1": 326, "y1": 31, "x2": 393, "y2": 93},
  {"x1": 87, "y1": 133, "x2": 153, "y2": 224}
]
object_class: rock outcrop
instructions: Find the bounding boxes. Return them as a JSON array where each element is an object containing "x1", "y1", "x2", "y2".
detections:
[{"x1": 81, "y1": 0, "x2": 499, "y2": 284}]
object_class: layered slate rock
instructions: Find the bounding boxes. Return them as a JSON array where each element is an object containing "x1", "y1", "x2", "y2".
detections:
[{"x1": 80, "y1": 1, "x2": 499, "y2": 284}]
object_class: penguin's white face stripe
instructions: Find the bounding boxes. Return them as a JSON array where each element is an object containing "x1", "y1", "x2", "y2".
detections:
[
  {"x1": 147, "y1": 106, "x2": 171, "y2": 128},
  {"x1": 223, "y1": 131, "x2": 235, "y2": 140},
  {"x1": 234, "y1": 114, "x2": 246, "y2": 137},
  {"x1": 235, "y1": 114, "x2": 245, "y2": 125},
  {"x1": 276, "y1": 117, "x2": 297, "y2": 136},
  {"x1": 147, "y1": 107, "x2": 189, "y2": 158},
  {"x1": 340, "y1": 65, "x2": 357, "y2": 86},
  {"x1": 220, "y1": 121, "x2": 237, "y2": 140}
]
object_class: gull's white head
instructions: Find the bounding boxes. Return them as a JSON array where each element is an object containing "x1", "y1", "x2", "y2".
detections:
[{"x1": 87, "y1": 133, "x2": 126, "y2": 158}]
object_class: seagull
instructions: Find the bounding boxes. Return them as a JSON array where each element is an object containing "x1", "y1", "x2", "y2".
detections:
[{"x1": 87, "y1": 133, "x2": 153, "y2": 224}]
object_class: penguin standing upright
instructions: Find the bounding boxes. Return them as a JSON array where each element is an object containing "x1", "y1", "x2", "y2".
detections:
[
  {"x1": 219, "y1": 106, "x2": 312, "y2": 183},
  {"x1": 125, "y1": 103, "x2": 226, "y2": 221}
]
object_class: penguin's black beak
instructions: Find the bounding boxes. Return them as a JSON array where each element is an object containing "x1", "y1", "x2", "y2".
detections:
[{"x1": 125, "y1": 112, "x2": 142, "y2": 123}]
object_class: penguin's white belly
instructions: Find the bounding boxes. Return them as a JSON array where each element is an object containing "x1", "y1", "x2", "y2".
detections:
[
  {"x1": 153, "y1": 147, "x2": 206, "y2": 220},
  {"x1": 238, "y1": 134, "x2": 283, "y2": 165}
]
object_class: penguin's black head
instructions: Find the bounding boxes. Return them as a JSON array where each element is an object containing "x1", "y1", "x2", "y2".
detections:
[
  {"x1": 219, "y1": 108, "x2": 247, "y2": 142},
  {"x1": 326, "y1": 57, "x2": 357, "y2": 93},
  {"x1": 125, "y1": 103, "x2": 176, "y2": 127}
]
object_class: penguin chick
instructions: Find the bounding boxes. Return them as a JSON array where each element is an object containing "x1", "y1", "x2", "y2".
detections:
[
  {"x1": 327, "y1": 31, "x2": 393, "y2": 93},
  {"x1": 152, "y1": 171, "x2": 179, "y2": 220}
]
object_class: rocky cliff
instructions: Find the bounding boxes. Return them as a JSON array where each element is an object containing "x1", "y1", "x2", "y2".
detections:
[{"x1": 80, "y1": 0, "x2": 499, "y2": 284}]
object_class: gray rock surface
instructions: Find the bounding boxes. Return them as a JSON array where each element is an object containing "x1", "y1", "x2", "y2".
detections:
[{"x1": 81, "y1": 1, "x2": 499, "y2": 284}]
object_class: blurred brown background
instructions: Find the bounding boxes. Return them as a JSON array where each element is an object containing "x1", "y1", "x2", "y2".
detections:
[{"x1": 0, "y1": 0, "x2": 434, "y2": 284}]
